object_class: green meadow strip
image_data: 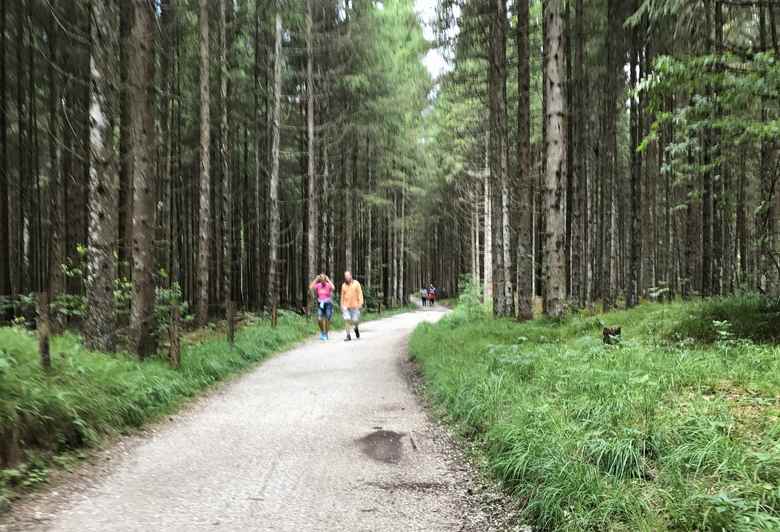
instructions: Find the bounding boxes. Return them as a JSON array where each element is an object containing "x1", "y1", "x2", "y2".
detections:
[{"x1": 410, "y1": 296, "x2": 780, "y2": 531}]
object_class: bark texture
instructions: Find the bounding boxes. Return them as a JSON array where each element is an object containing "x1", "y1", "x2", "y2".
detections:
[
  {"x1": 129, "y1": 0, "x2": 157, "y2": 357},
  {"x1": 543, "y1": 0, "x2": 567, "y2": 318},
  {"x1": 197, "y1": 0, "x2": 211, "y2": 326},
  {"x1": 84, "y1": 0, "x2": 118, "y2": 352}
]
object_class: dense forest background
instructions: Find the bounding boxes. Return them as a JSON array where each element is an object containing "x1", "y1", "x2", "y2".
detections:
[
  {"x1": 0, "y1": 0, "x2": 435, "y2": 357},
  {"x1": 426, "y1": 0, "x2": 780, "y2": 320},
  {"x1": 0, "y1": 0, "x2": 778, "y2": 357}
]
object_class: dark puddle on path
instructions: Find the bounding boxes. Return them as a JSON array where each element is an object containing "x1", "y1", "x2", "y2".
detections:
[{"x1": 356, "y1": 430, "x2": 405, "y2": 464}]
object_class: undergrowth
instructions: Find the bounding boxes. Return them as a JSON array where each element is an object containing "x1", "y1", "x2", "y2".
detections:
[{"x1": 410, "y1": 291, "x2": 780, "y2": 531}]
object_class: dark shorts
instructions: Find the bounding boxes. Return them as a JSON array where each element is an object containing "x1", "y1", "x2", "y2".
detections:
[{"x1": 317, "y1": 301, "x2": 334, "y2": 320}]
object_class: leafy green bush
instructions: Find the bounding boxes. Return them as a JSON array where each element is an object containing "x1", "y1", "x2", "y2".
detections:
[{"x1": 671, "y1": 295, "x2": 780, "y2": 343}]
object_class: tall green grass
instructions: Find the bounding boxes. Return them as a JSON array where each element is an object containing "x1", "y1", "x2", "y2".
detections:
[
  {"x1": 0, "y1": 304, "x2": 414, "y2": 508},
  {"x1": 410, "y1": 298, "x2": 780, "y2": 531}
]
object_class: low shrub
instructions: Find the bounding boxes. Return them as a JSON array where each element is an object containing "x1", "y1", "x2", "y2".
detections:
[{"x1": 671, "y1": 295, "x2": 780, "y2": 343}]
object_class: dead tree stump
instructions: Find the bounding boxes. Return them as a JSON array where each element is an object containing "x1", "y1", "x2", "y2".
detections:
[
  {"x1": 603, "y1": 326, "x2": 622, "y2": 345},
  {"x1": 0, "y1": 413, "x2": 20, "y2": 469},
  {"x1": 38, "y1": 292, "x2": 51, "y2": 370},
  {"x1": 169, "y1": 304, "x2": 181, "y2": 369},
  {"x1": 227, "y1": 301, "x2": 235, "y2": 345}
]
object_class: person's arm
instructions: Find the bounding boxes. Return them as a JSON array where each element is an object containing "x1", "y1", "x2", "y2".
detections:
[
  {"x1": 340, "y1": 284, "x2": 347, "y2": 309},
  {"x1": 309, "y1": 278, "x2": 318, "y2": 290},
  {"x1": 357, "y1": 283, "x2": 364, "y2": 308}
]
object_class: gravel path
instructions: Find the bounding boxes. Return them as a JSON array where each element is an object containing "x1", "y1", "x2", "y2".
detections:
[{"x1": 2, "y1": 309, "x2": 523, "y2": 532}]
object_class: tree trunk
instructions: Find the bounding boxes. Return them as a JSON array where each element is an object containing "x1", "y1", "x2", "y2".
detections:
[
  {"x1": 543, "y1": 0, "x2": 567, "y2": 318},
  {"x1": 516, "y1": 0, "x2": 532, "y2": 320},
  {"x1": 118, "y1": 1, "x2": 133, "y2": 282},
  {"x1": 306, "y1": 0, "x2": 318, "y2": 293},
  {"x1": 84, "y1": 0, "x2": 118, "y2": 352},
  {"x1": 46, "y1": 8, "x2": 65, "y2": 330},
  {"x1": 488, "y1": 0, "x2": 511, "y2": 317},
  {"x1": 602, "y1": 0, "x2": 619, "y2": 311},
  {"x1": 197, "y1": 0, "x2": 211, "y2": 326},
  {"x1": 366, "y1": 138, "x2": 373, "y2": 289},
  {"x1": 128, "y1": 0, "x2": 157, "y2": 358},
  {"x1": 483, "y1": 132, "x2": 492, "y2": 302},
  {"x1": 0, "y1": 0, "x2": 9, "y2": 314},
  {"x1": 267, "y1": 10, "x2": 282, "y2": 314},
  {"x1": 627, "y1": 13, "x2": 642, "y2": 308},
  {"x1": 574, "y1": 0, "x2": 589, "y2": 308},
  {"x1": 220, "y1": 0, "x2": 232, "y2": 315}
]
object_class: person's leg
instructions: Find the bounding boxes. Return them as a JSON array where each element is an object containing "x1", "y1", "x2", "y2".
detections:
[
  {"x1": 343, "y1": 308, "x2": 352, "y2": 340},
  {"x1": 352, "y1": 309, "x2": 361, "y2": 339},
  {"x1": 324, "y1": 303, "x2": 332, "y2": 338}
]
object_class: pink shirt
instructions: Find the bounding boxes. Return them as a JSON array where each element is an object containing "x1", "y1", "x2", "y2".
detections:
[{"x1": 314, "y1": 282, "x2": 333, "y2": 303}]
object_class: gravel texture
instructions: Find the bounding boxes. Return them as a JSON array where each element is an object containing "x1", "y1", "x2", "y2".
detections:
[{"x1": 2, "y1": 309, "x2": 526, "y2": 532}]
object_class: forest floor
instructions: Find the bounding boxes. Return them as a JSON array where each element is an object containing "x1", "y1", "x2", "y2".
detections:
[
  {"x1": 1, "y1": 308, "x2": 525, "y2": 532},
  {"x1": 409, "y1": 297, "x2": 780, "y2": 531}
]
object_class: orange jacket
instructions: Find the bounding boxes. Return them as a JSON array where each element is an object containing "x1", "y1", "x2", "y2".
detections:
[{"x1": 340, "y1": 280, "x2": 364, "y2": 309}]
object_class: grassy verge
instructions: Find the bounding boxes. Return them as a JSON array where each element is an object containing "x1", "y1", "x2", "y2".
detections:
[
  {"x1": 0, "y1": 305, "x2": 413, "y2": 509},
  {"x1": 409, "y1": 299, "x2": 780, "y2": 531}
]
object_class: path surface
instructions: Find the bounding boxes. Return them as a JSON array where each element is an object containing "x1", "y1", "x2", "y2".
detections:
[{"x1": 4, "y1": 308, "x2": 516, "y2": 532}]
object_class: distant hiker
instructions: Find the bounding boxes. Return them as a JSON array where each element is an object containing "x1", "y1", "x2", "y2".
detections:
[
  {"x1": 427, "y1": 284, "x2": 436, "y2": 306},
  {"x1": 421, "y1": 287, "x2": 428, "y2": 307},
  {"x1": 309, "y1": 273, "x2": 335, "y2": 340},
  {"x1": 341, "y1": 271, "x2": 364, "y2": 341}
]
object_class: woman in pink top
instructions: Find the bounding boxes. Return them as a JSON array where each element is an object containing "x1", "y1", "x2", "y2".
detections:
[{"x1": 309, "y1": 273, "x2": 335, "y2": 340}]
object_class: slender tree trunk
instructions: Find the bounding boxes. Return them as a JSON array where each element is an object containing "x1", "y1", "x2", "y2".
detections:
[
  {"x1": 46, "y1": 7, "x2": 65, "y2": 330},
  {"x1": 627, "y1": 14, "x2": 642, "y2": 308},
  {"x1": 267, "y1": 10, "x2": 282, "y2": 314},
  {"x1": 84, "y1": 0, "x2": 118, "y2": 352},
  {"x1": 488, "y1": 0, "x2": 511, "y2": 316},
  {"x1": 0, "y1": 0, "x2": 9, "y2": 312},
  {"x1": 543, "y1": 0, "x2": 567, "y2": 318},
  {"x1": 516, "y1": 0, "x2": 532, "y2": 319},
  {"x1": 366, "y1": 138, "x2": 373, "y2": 288},
  {"x1": 574, "y1": 0, "x2": 589, "y2": 307},
  {"x1": 254, "y1": 0, "x2": 264, "y2": 310},
  {"x1": 306, "y1": 0, "x2": 318, "y2": 294},
  {"x1": 128, "y1": 0, "x2": 157, "y2": 358},
  {"x1": 701, "y1": 0, "x2": 713, "y2": 297},
  {"x1": 197, "y1": 0, "x2": 211, "y2": 326},
  {"x1": 344, "y1": 145, "x2": 353, "y2": 272},
  {"x1": 602, "y1": 0, "x2": 619, "y2": 311},
  {"x1": 483, "y1": 132, "x2": 492, "y2": 303},
  {"x1": 118, "y1": 1, "x2": 132, "y2": 282},
  {"x1": 759, "y1": 5, "x2": 779, "y2": 292},
  {"x1": 219, "y1": 0, "x2": 232, "y2": 315}
]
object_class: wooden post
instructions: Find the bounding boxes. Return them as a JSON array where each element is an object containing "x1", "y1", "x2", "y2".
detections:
[
  {"x1": 169, "y1": 304, "x2": 181, "y2": 369},
  {"x1": 271, "y1": 302, "x2": 278, "y2": 328},
  {"x1": 0, "y1": 413, "x2": 20, "y2": 469},
  {"x1": 38, "y1": 292, "x2": 51, "y2": 370},
  {"x1": 227, "y1": 300, "x2": 235, "y2": 345}
]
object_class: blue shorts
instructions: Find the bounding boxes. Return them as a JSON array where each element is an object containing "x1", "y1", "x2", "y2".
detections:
[{"x1": 317, "y1": 301, "x2": 333, "y2": 320}]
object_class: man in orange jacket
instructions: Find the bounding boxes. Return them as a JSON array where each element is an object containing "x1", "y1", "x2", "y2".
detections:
[{"x1": 340, "y1": 271, "x2": 364, "y2": 341}]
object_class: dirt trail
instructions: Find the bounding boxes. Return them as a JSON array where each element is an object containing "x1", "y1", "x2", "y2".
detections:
[{"x1": 2, "y1": 309, "x2": 520, "y2": 532}]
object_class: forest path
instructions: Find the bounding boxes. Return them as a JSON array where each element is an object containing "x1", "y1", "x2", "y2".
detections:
[{"x1": 11, "y1": 308, "x2": 503, "y2": 532}]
